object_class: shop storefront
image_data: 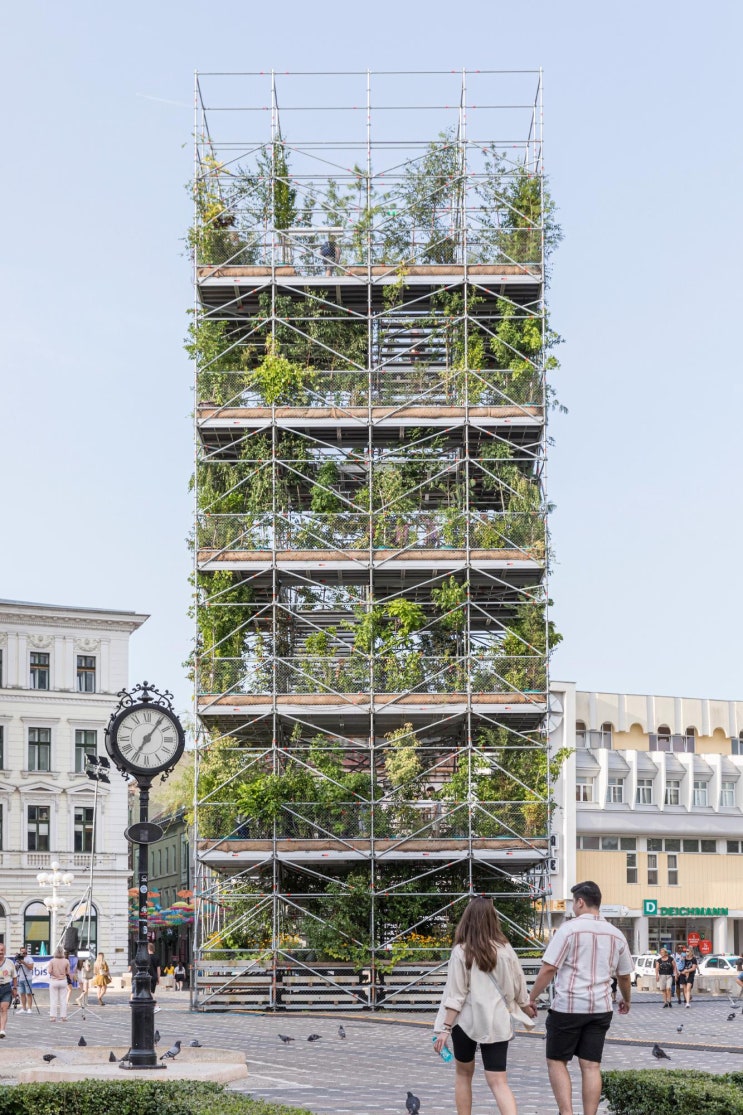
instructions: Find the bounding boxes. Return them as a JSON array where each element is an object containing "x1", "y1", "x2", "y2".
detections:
[{"x1": 642, "y1": 900, "x2": 728, "y2": 954}]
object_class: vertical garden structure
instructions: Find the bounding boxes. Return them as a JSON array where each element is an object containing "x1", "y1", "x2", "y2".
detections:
[{"x1": 191, "y1": 70, "x2": 558, "y2": 1010}]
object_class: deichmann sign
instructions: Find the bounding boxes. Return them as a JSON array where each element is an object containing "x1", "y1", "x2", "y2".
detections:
[{"x1": 643, "y1": 899, "x2": 728, "y2": 917}]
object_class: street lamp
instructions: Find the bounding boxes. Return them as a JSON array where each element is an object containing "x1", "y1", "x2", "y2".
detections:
[
  {"x1": 73, "y1": 754, "x2": 111, "y2": 953},
  {"x1": 37, "y1": 862, "x2": 74, "y2": 953}
]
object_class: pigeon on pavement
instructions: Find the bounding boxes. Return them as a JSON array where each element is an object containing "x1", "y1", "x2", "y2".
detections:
[
  {"x1": 728, "y1": 1012, "x2": 737, "y2": 1021},
  {"x1": 42, "y1": 1054, "x2": 56, "y2": 1063},
  {"x1": 154, "y1": 1029, "x2": 161, "y2": 1045},
  {"x1": 307, "y1": 1034, "x2": 322, "y2": 1041},
  {"x1": 652, "y1": 1043, "x2": 670, "y2": 1060},
  {"x1": 338, "y1": 1024, "x2": 346, "y2": 1039},
  {"x1": 676, "y1": 1024, "x2": 683, "y2": 1033},
  {"x1": 78, "y1": 1036, "x2": 87, "y2": 1047},
  {"x1": 190, "y1": 1040, "x2": 202, "y2": 1047},
  {"x1": 406, "y1": 1092, "x2": 421, "y2": 1115},
  {"x1": 278, "y1": 1034, "x2": 294, "y2": 1043},
  {"x1": 161, "y1": 1040, "x2": 182, "y2": 1061},
  {"x1": 108, "y1": 1052, "x2": 117, "y2": 1063}
]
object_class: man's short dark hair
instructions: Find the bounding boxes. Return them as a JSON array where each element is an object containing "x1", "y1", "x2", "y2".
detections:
[{"x1": 571, "y1": 880, "x2": 602, "y2": 908}]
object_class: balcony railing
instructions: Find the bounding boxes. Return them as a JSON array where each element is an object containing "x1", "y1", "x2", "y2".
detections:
[
  {"x1": 194, "y1": 227, "x2": 543, "y2": 273},
  {"x1": 196, "y1": 654, "x2": 547, "y2": 698},
  {"x1": 197, "y1": 510, "x2": 546, "y2": 558},
  {"x1": 197, "y1": 366, "x2": 545, "y2": 410},
  {"x1": 204, "y1": 801, "x2": 548, "y2": 842}
]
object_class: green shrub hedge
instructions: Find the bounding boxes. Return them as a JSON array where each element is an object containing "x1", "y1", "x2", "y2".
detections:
[
  {"x1": 0, "y1": 1081, "x2": 315, "y2": 1115},
  {"x1": 602, "y1": 1069, "x2": 743, "y2": 1115}
]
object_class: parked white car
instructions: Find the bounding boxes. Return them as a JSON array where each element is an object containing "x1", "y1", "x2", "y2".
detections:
[{"x1": 696, "y1": 954, "x2": 741, "y2": 975}]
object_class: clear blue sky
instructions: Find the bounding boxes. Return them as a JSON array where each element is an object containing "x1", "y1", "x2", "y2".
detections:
[{"x1": 2, "y1": 1, "x2": 741, "y2": 715}]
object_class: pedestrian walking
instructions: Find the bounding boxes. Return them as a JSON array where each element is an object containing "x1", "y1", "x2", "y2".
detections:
[
  {"x1": 174, "y1": 961, "x2": 187, "y2": 991},
  {"x1": 47, "y1": 946, "x2": 71, "y2": 1022},
  {"x1": 75, "y1": 956, "x2": 94, "y2": 1007},
  {"x1": 432, "y1": 896, "x2": 536, "y2": 1115},
  {"x1": 528, "y1": 880, "x2": 633, "y2": 1115},
  {"x1": 14, "y1": 946, "x2": 34, "y2": 1013},
  {"x1": 673, "y1": 944, "x2": 686, "y2": 1003},
  {"x1": 654, "y1": 948, "x2": 677, "y2": 1008},
  {"x1": 0, "y1": 944, "x2": 19, "y2": 1038},
  {"x1": 677, "y1": 949, "x2": 698, "y2": 1007},
  {"x1": 93, "y1": 952, "x2": 111, "y2": 1004}
]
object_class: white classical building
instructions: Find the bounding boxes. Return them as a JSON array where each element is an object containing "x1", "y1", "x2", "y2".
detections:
[
  {"x1": 0, "y1": 599, "x2": 147, "y2": 966},
  {"x1": 550, "y1": 682, "x2": 743, "y2": 956}
]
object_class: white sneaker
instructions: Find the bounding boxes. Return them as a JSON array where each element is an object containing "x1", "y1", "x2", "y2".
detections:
[
  {"x1": 26, "y1": 1009, "x2": 32, "y2": 1014},
  {"x1": 0, "y1": 1030, "x2": 5, "y2": 1038}
]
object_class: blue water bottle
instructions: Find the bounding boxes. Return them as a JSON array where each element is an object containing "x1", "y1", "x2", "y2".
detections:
[{"x1": 433, "y1": 1035, "x2": 453, "y2": 1062}]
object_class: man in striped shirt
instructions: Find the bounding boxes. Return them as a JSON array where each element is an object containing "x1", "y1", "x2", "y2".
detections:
[{"x1": 528, "y1": 881, "x2": 633, "y2": 1115}]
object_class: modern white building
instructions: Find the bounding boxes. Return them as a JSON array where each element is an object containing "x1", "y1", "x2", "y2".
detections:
[
  {"x1": 0, "y1": 599, "x2": 147, "y2": 966},
  {"x1": 550, "y1": 682, "x2": 743, "y2": 956}
]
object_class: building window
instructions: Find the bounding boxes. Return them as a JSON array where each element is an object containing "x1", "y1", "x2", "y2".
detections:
[
  {"x1": 576, "y1": 835, "x2": 600, "y2": 849},
  {"x1": 733, "y1": 731, "x2": 743, "y2": 756},
  {"x1": 693, "y1": 780, "x2": 708, "y2": 807},
  {"x1": 601, "y1": 836, "x2": 619, "y2": 851},
  {"x1": 30, "y1": 652, "x2": 50, "y2": 690},
  {"x1": 620, "y1": 837, "x2": 637, "y2": 850},
  {"x1": 650, "y1": 729, "x2": 695, "y2": 753},
  {"x1": 606, "y1": 777, "x2": 624, "y2": 804},
  {"x1": 576, "y1": 720, "x2": 587, "y2": 746},
  {"x1": 28, "y1": 727, "x2": 51, "y2": 772},
  {"x1": 74, "y1": 807, "x2": 94, "y2": 853},
  {"x1": 701, "y1": 838, "x2": 716, "y2": 853},
  {"x1": 636, "y1": 778, "x2": 653, "y2": 805},
  {"x1": 576, "y1": 777, "x2": 594, "y2": 802},
  {"x1": 74, "y1": 730, "x2": 97, "y2": 773},
  {"x1": 647, "y1": 837, "x2": 663, "y2": 852},
  {"x1": 27, "y1": 805, "x2": 50, "y2": 851},
  {"x1": 665, "y1": 779, "x2": 681, "y2": 805},
  {"x1": 664, "y1": 838, "x2": 681, "y2": 852},
  {"x1": 24, "y1": 901, "x2": 50, "y2": 954},
  {"x1": 76, "y1": 656, "x2": 96, "y2": 693},
  {"x1": 720, "y1": 781, "x2": 736, "y2": 808},
  {"x1": 683, "y1": 839, "x2": 699, "y2": 852},
  {"x1": 667, "y1": 853, "x2": 679, "y2": 885},
  {"x1": 576, "y1": 721, "x2": 613, "y2": 750},
  {"x1": 727, "y1": 841, "x2": 743, "y2": 853},
  {"x1": 599, "y1": 722, "x2": 613, "y2": 747},
  {"x1": 626, "y1": 852, "x2": 638, "y2": 884},
  {"x1": 647, "y1": 853, "x2": 658, "y2": 886}
]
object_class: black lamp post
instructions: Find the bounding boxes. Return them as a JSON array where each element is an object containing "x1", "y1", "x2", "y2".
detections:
[{"x1": 104, "y1": 682, "x2": 185, "y2": 1070}]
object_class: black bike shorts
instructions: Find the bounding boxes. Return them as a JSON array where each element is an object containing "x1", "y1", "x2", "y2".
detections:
[
  {"x1": 450, "y1": 1024, "x2": 509, "y2": 1072},
  {"x1": 545, "y1": 1009, "x2": 613, "y2": 1064}
]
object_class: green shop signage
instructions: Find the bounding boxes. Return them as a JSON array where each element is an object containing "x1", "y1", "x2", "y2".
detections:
[{"x1": 643, "y1": 899, "x2": 728, "y2": 917}]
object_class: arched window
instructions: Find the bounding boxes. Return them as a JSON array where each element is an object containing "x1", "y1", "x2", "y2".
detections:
[
  {"x1": 24, "y1": 901, "x2": 50, "y2": 954},
  {"x1": 684, "y1": 726, "x2": 697, "y2": 753},
  {"x1": 576, "y1": 721, "x2": 587, "y2": 746},
  {"x1": 600, "y1": 722, "x2": 614, "y2": 748},
  {"x1": 734, "y1": 730, "x2": 743, "y2": 756}
]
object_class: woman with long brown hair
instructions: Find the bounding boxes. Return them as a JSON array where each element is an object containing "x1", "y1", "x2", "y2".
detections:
[{"x1": 433, "y1": 897, "x2": 536, "y2": 1115}]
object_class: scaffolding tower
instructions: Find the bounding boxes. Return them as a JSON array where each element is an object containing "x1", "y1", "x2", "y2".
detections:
[{"x1": 191, "y1": 70, "x2": 555, "y2": 1012}]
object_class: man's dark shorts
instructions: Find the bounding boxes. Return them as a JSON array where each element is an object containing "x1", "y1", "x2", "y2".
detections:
[
  {"x1": 545, "y1": 1009, "x2": 613, "y2": 1063},
  {"x1": 0, "y1": 985, "x2": 13, "y2": 1006}
]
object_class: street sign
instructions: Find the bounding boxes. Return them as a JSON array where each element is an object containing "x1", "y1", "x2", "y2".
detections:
[{"x1": 125, "y1": 821, "x2": 164, "y2": 844}]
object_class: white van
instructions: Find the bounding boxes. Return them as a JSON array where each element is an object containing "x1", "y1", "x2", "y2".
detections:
[{"x1": 632, "y1": 953, "x2": 659, "y2": 988}]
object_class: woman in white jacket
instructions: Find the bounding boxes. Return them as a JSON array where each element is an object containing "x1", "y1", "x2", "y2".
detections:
[{"x1": 433, "y1": 897, "x2": 536, "y2": 1115}]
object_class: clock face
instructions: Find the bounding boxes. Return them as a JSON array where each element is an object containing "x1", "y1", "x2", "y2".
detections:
[{"x1": 109, "y1": 705, "x2": 183, "y2": 775}]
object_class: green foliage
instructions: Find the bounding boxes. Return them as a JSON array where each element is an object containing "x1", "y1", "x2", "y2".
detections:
[
  {"x1": 249, "y1": 338, "x2": 314, "y2": 406},
  {"x1": 384, "y1": 723, "x2": 423, "y2": 789},
  {"x1": 271, "y1": 142, "x2": 297, "y2": 231},
  {"x1": 310, "y1": 460, "x2": 342, "y2": 512},
  {"x1": 431, "y1": 576, "x2": 467, "y2": 632},
  {"x1": 602, "y1": 1070, "x2": 743, "y2": 1115},
  {"x1": 0, "y1": 1080, "x2": 314, "y2": 1115}
]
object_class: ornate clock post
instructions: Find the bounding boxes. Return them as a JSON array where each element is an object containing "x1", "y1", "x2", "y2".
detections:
[{"x1": 105, "y1": 682, "x2": 185, "y2": 1069}]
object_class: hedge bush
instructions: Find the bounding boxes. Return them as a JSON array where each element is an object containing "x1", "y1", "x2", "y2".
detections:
[
  {"x1": 602, "y1": 1069, "x2": 743, "y2": 1115},
  {"x1": 0, "y1": 1081, "x2": 315, "y2": 1115}
]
